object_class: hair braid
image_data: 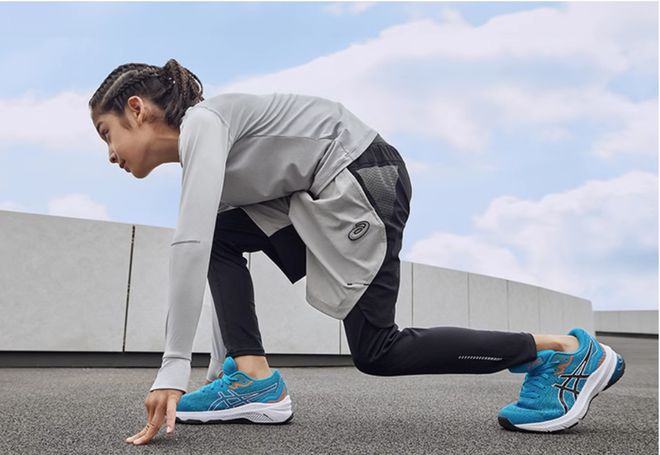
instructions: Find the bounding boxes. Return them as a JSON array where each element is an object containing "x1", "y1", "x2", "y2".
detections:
[{"x1": 89, "y1": 59, "x2": 204, "y2": 130}]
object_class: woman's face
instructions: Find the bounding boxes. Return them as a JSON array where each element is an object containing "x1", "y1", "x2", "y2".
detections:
[{"x1": 92, "y1": 97, "x2": 158, "y2": 179}]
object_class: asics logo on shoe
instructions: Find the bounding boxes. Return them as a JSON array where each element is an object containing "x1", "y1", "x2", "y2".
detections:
[
  {"x1": 208, "y1": 381, "x2": 280, "y2": 411},
  {"x1": 552, "y1": 340, "x2": 594, "y2": 413}
]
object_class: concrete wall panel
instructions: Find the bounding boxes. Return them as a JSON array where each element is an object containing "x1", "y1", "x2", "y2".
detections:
[
  {"x1": 0, "y1": 211, "x2": 130, "y2": 351},
  {"x1": 595, "y1": 311, "x2": 620, "y2": 333},
  {"x1": 539, "y1": 288, "x2": 567, "y2": 334},
  {"x1": 251, "y1": 251, "x2": 339, "y2": 354},
  {"x1": 564, "y1": 296, "x2": 594, "y2": 335},
  {"x1": 124, "y1": 225, "x2": 171, "y2": 352},
  {"x1": 538, "y1": 289, "x2": 593, "y2": 335},
  {"x1": 125, "y1": 224, "x2": 223, "y2": 353},
  {"x1": 595, "y1": 310, "x2": 658, "y2": 335},
  {"x1": 507, "y1": 281, "x2": 540, "y2": 333},
  {"x1": 468, "y1": 273, "x2": 508, "y2": 331},
  {"x1": 412, "y1": 264, "x2": 468, "y2": 328},
  {"x1": 2, "y1": 211, "x2": 630, "y2": 355}
]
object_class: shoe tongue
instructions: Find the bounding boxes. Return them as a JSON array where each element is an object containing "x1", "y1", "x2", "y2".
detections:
[
  {"x1": 509, "y1": 350, "x2": 555, "y2": 373},
  {"x1": 222, "y1": 356, "x2": 238, "y2": 376}
]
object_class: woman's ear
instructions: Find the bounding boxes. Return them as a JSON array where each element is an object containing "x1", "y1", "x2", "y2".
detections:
[{"x1": 125, "y1": 96, "x2": 150, "y2": 126}]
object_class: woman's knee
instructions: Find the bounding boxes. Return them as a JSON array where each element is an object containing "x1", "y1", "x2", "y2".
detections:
[
  {"x1": 349, "y1": 332, "x2": 401, "y2": 376},
  {"x1": 351, "y1": 352, "x2": 394, "y2": 376},
  {"x1": 344, "y1": 305, "x2": 400, "y2": 376}
]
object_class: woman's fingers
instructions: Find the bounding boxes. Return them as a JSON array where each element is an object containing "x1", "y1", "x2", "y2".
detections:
[
  {"x1": 132, "y1": 404, "x2": 166, "y2": 445},
  {"x1": 124, "y1": 390, "x2": 182, "y2": 445},
  {"x1": 125, "y1": 390, "x2": 161, "y2": 445},
  {"x1": 125, "y1": 426, "x2": 148, "y2": 444},
  {"x1": 166, "y1": 395, "x2": 178, "y2": 434}
]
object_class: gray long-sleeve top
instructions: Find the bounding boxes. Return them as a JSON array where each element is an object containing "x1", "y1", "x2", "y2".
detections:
[{"x1": 150, "y1": 92, "x2": 378, "y2": 392}]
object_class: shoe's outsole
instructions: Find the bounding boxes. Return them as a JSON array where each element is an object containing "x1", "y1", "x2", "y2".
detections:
[
  {"x1": 176, "y1": 395, "x2": 293, "y2": 425},
  {"x1": 498, "y1": 344, "x2": 625, "y2": 433},
  {"x1": 176, "y1": 412, "x2": 294, "y2": 426}
]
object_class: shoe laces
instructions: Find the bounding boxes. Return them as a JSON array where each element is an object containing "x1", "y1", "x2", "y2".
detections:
[
  {"x1": 200, "y1": 373, "x2": 240, "y2": 395},
  {"x1": 519, "y1": 360, "x2": 561, "y2": 400}
]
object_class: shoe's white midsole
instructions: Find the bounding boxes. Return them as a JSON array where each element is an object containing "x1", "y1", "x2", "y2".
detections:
[
  {"x1": 515, "y1": 344, "x2": 617, "y2": 432},
  {"x1": 176, "y1": 395, "x2": 292, "y2": 424}
]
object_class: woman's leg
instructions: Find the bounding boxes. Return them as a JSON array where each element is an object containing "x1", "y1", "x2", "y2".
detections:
[
  {"x1": 207, "y1": 208, "x2": 268, "y2": 377},
  {"x1": 342, "y1": 136, "x2": 542, "y2": 376},
  {"x1": 343, "y1": 303, "x2": 539, "y2": 376},
  {"x1": 343, "y1": 304, "x2": 580, "y2": 376},
  {"x1": 207, "y1": 207, "x2": 305, "y2": 379}
]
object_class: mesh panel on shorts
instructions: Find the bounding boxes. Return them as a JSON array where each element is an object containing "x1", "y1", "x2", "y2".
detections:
[{"x1": 356, "y1": 164, "x2": 399, "y2": 221}]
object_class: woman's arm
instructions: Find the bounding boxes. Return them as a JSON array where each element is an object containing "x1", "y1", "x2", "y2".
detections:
[{"x1": 150, "y1": 106, "x2": 232, "y2": 393}]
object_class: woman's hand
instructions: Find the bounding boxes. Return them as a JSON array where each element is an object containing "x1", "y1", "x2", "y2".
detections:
[{"x1": 125, "y1": 389, "x2": 183, "y2": 445}]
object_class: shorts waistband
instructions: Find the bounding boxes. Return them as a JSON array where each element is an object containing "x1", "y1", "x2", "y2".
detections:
[{"x1": 372, "y1": 133, "x2": 387, "y2": 145}]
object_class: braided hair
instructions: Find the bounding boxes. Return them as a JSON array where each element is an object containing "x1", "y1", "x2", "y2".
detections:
[{"x1": 89, "y1": 59, "x2": 204, "y2": 129}]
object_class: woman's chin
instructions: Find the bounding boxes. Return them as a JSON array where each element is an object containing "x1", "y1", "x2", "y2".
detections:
[{"x1": 131, "y1": 167, "x2": 151, "y2": 179}]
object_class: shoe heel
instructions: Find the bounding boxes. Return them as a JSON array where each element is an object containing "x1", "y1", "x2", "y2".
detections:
[
  {"x1": 244, "y1": 395, "x2": 293, "y2": 424},
  {"x1": 601, "y1": 350, "x2": 626, "y2": 392},
  {"x1": 262, "y1": 395, "x2": 294, "y2": 423}
]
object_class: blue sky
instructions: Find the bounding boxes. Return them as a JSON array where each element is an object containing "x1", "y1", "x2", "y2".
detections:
[{"x1": 0, "y1": 1, "x2": 657, "y2": 312}]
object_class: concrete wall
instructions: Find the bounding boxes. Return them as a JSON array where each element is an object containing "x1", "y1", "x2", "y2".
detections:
[
  {"x1": 0, "y1": 210, "x2": 597, "y2": 355},
  {"x1": 595, "y1": 310, "x2": 658, "y2": 335}
]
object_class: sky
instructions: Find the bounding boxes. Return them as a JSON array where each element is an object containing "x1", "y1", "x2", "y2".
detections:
[{"x1": 0, "y1": 1, "x2": 657, "y2": 312}]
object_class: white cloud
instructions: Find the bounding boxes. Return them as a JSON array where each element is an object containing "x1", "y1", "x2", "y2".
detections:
[
  {"x1": 47, "y1": 193, "x2": 110, "y2": 221},
  {"x1": 407, "y1": 171, "x2": 658, "y2": 310},
  {"x1": 482, "y1": 85, "x2": 658, "y2": 159},
  {"x1": 0, "y1": 90, "x2": 99, "y2": 154},
  {"x1": 0, "y1": 3, "x2": 653, "y2": 162},
  {"x1": 207, "y1": 2, "x2": 656, "y2": 157},
  {"x1": 408, "y1": 231, "x2": 530, "y2": 279},
  {"x1": 591, "y1": 99, "x2": 658, "y2": 160},
  {"x1": 0, "y1": 0, "x2": 654, "y2": 290},
  {"x1": 321, "y1": 2, "x2": 377, "y2": 16},
  {"x1": 403, "y1": 157, "x2": 432, "y2": 174}
]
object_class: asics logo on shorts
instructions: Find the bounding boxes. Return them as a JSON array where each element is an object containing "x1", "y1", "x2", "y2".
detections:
[{"x1": 348, "y1": 221, "x2": 370, "y2": 240}]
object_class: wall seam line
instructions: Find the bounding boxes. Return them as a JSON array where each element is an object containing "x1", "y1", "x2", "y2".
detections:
[
  {"x1": 122, "y1": 226, "x2": 136, "y2": 352},
  {"x1": 410, "y1": 262, "x2": 414, "y2": 326},
  {"x1": 506, "y1": 280, "x2": 510, "y2": 331},
  {"x1": 467, "y1": 273, "x2": 471, "y2": 327},
  {"x1": 537, "y1": 287, "x2": 541, "y2": 333}
]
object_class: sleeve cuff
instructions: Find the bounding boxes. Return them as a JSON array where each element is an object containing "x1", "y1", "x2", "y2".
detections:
[
  {"x1": 150, "y1": 357, "x2": 191, "y2": 393},
  {"x1": 206, "y1": 357, "x2": 224, "y2": 383}
]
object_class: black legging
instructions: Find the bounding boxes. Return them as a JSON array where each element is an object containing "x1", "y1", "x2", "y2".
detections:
[
  {"x1": 207, "y1": 136, "x2": 538, "y2": 375},
  {"x1": 343, "y1": 303, "x2": 537, "y2": 375}
]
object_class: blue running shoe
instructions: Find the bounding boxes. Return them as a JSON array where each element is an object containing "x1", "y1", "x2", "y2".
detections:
[
  {"x1": 176, "y1": 356, "x2": 293, "y2": 424},
  {"x1": 498, "y1": 327, "x2": 623, "y2": 433},
  {"x1": 603, "y1": 351, "x2": 626, "y2": 392}
]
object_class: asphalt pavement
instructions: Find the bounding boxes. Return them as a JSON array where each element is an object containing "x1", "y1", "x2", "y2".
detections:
[{"x1": 1, "y1": 335, "x2": 656, "y2": 454}]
